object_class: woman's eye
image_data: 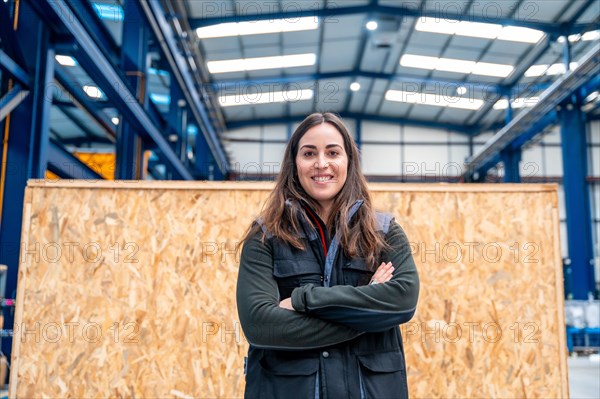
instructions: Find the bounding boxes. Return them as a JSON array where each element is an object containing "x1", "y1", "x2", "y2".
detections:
[
  {"x1": 329, "y1": 151, "x2": 339, "y2": 157},
  {"x1": 303, "y1": 151, "x2": 314, "y2": 157}
]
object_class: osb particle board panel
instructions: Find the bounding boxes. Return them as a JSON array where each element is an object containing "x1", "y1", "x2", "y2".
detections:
[{"x1": 11, "y1": 180, "x2": 567, "y2": 398}]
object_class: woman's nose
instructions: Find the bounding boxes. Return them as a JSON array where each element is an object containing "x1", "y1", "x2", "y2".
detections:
[{"x1": 314, "y1": 156, "x2": 329, "y2": 169}]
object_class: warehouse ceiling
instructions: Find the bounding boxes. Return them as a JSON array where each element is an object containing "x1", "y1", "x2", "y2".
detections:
[{"x1": 42, "y1": 0, "x2": 600, "y2": 151}]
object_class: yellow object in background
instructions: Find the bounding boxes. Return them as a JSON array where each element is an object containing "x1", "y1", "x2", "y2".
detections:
[{"x1": 45, "y1": 151, "x2": 151, "y2": 180}]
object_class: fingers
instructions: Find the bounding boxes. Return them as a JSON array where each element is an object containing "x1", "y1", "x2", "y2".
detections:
[{"x1": 370, "y1": 261, "x2": 394, "y2": 284}]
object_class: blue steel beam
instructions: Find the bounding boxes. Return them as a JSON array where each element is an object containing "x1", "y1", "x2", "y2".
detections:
[
  {"x1": 140, "y1": 0, "x2": 230, "y2": 177},
  {"x1": 189, "y1": 4, "x2": 572, "y2": 34},
  {"x1": 117, "y1": 0, "x2": 149, "y2": 180},
  {"x1": 212, "y1": 70, "x2": 552, "y2": 96},
  {"x1": 36, "y1": 0, "x2": 193, "y2": 180},
  {"x1": 0, "y1": 0, "x2": 55, "y2": 366},
  {"x1": 226, "y1": 111, "x2": 474, "y2": 134},
  {"x1": 66, "y1": 0, "x2": 120, "y2": 65},
  {"x1": 560, "y1": 103, "x2": 595, "y2": 299},
  {"x1": 0, "y1": 49, "x2": 30, "y2": 87},
  {"x1": 0, "y1": 84, "x2": 29, "y2": 122},
  {"x1": 463, "y1": 44, "x2": 600, "y2": 179},
  {"x1": 0, "y1": 0, "x2": 26, "y2": 68},
  {"x1": 55, "y1": 104, "x2": 109, "y2": 144},
  {"x1": 47, "y1": 139, "x2": 104, "y2": 180}
]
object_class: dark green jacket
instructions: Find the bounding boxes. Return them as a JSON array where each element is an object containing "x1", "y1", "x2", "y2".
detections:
[{"x1": 237, "y1": 200, "x2": 419, "y2": 398}]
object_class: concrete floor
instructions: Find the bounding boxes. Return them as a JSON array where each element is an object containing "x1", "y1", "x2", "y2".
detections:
[{"x1": 569, "y1": 355, "x2": 600, "y2": 399}]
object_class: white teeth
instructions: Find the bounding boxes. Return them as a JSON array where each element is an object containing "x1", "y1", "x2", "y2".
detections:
[{"x1": 313, "y1": 176, "x2": 332, "y2": 182}]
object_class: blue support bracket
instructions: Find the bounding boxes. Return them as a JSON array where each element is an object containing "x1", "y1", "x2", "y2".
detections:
[
  {"x1": 0, "y1": 49, "x2": 30, "y2": 87},
  {"x1": 559, "y1": 102, "x2": 595, "y2": 299},
  {"x1": 0, "y1": 83, "x2": 29, "y2": 122}
]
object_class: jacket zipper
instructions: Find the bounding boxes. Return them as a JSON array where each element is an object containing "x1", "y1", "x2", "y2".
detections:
[{"x1": 358, "y1": 363, "x2": 366, "y2": 399}]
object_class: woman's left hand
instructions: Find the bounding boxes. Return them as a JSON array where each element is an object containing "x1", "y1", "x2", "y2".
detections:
[{"x1": 279, "y1": 298, "x2": 294, "y2": 310}]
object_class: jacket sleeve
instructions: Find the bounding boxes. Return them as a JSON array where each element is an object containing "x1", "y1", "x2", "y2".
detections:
[
  {"x1": 236, "y1": 229, "x2": 363, "y2": 350},
  {"x1": 290, "y1": 220, "x2": 419, "y2": 333}
]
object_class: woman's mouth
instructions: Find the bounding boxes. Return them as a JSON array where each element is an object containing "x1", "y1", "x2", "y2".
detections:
[{"x1": 312, "y1": 175, "x2": 334, "y2": 183}]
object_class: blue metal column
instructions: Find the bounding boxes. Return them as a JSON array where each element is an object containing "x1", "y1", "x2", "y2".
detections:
[
  {"x1": 0, "y1": 0, "x2": 55, "y2": 366},
  {"x1": 500, "y1": 149, "x2": 521, "y2": 183},
  {"x1": 117, "y1": 0, "x2": 149, "y2": 180},
  {"x1": 559, "y1": 101, "x2": 595, "y2": 299},
  {"x1": 169, "y1": 81, "x2": 186, "y2": 161}
]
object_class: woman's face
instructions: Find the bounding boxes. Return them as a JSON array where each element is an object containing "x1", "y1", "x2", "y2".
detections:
[{"x1": 295, "y1": 123, "x2": 348, "y2": 212}]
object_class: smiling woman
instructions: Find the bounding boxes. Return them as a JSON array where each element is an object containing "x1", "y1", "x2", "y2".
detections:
[{"x1": 236, "y1": 112, "x2": 420, "y2": 399}]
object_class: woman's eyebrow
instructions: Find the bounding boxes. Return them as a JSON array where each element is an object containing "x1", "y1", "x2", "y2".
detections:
[{"x1": 299, "y1": 144, "x2": 343, "y2": 150}]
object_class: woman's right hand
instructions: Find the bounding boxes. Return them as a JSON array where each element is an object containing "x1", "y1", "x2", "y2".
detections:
[{"x1": 369, "y1": 262, "x2": 394, "y2": 285}]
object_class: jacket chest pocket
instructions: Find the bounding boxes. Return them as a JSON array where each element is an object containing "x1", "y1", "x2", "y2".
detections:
[
  {"x1": 343, "y1": 258, "x2": 373, "y2": 287},
  {"x1": 273, "y1": 258, "x2": 323, "y2": 299},
  {"x1": 259, "y1": 353, "x2": 320, "y2": 399},
  {"x1": 357, "y1": 351, "x2": 408, "y2": 399}
]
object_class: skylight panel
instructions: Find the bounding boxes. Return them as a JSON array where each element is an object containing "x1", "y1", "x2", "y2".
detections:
[
  {"x1": 525, "y1": 62, "x2": 578, "y2": 77},
  {"x1": 582, "y1": 30, "x2": 600, "y2": 41},
  {"x1": 436, "y1": 57, "x2": 475, "y2": 74},
  {"x1": 415, "y1": 17, "x2": 544, "y2": 43},
  {"x1": 493, "y1": 97, "x2": 539, "y2": 110},
  {"x1": 471, "y1": 62, "x2": 514, "y2": 78},
  {"x1": 525, "y1": 65, "x2": 548, "y2": 77},
  {"x1": 219, "y1": 89, "x2": 314, "y2": 107},
  {"x1": 497, "y1": 26, "x2": 545, "y2": 43},
  {"x1": 400, "y1": 54, "x2": 513, "y2": 77},
  {"x1": 385, "y1": 90, "x2": 483, "y2": 110},
  {"x1": 399, "y1": 54, "x2": 439, "y2": 70},
  {"x1": 207, "y1": 53, "x2": 316, "y2": 74},
  {"x1": 197, "y1": 17, "x2": 318, "y2": 39}
]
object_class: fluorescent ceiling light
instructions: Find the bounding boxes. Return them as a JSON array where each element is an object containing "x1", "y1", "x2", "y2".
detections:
[
  {"x1": 208, "y1": 53, "x2": 316, "y2": 74},
  {"x1": 366, "y1": 21, "x2": 378, "y2": 31},
  {"x1": 196, "y1": 17, "x2": 318, "y2": 39},
  {"x1": 350, "y1": 82, "x2": 361, "y2": 92},
  {"x1": 493, "y1": 97, "x2": 539, "y2": 110},
  {"x1": 111, "y1": 117, "x2": 119, "y2": 125},
  {"x1": 92, "y1": 3, "x2": 124, "y2": 21},
  {"x1": 83, "y1": 85, "x2": 104, "y2": 99},
  {"x1": 385, "y1": 89, "x2": 483, "y2": 110},
  {"x1": 219, "y1": 89, "x2": 313, "y2": 107},
  {"x1": 55, "y1": 55, "x2": 77, "y2": 66},
  {"x1": 415, "y1": 17, "x2": 544, "y2": 43},
  {"x1": 400, "y1": 54, "x2": 513, "y2": 77}
]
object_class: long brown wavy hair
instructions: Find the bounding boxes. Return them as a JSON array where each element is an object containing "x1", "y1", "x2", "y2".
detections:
[{"x1": 243, "y1": 112, "x2": 387, "y2": 269}]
